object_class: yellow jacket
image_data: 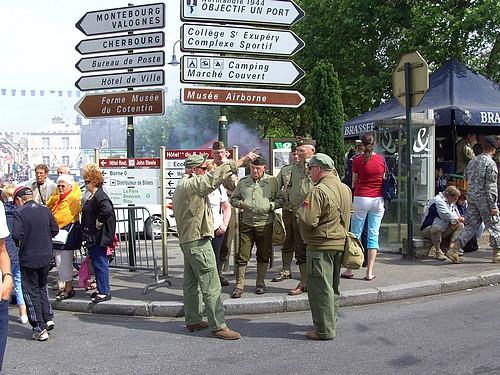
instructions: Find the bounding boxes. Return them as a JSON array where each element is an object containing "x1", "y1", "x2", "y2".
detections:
[{"x1": 47, "y1": 183, "x2": 82, "y2": 228}]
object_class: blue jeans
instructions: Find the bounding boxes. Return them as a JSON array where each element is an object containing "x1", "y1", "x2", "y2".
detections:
[
  {"x1": 89, "y1": 245, "x2": 111, "y2": 294},
  {"x1": 0, "y1": 300, "x2": 8, "y2": 371},
  {"x1": 11, "y1": 262, "x2": 25, "y2": 306}
]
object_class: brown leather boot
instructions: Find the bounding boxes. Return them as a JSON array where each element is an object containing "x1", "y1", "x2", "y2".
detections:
[
  {"x1": 288, "y1": 282, "x2": 305, "y2": 296},
  {"x1": 212, "y1": 327, "x2": 241, "y2": 340},
  {"x1": 186, "y1": 321, "x2": 209, "y2": 332}
]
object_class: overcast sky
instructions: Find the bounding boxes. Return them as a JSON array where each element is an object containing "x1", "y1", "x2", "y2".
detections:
[{"x1": 0, "y1": 0, "x2": 182, "y2": 132}]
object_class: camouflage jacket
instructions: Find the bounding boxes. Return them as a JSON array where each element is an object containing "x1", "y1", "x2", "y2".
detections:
[{"x1": 464, "y1": 154, "x2": 498, "y2": 210}]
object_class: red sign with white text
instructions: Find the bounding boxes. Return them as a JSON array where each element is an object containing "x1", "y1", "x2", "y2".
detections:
[{"x1": 99, "y1": 158, "x2": 160, "y2": 168}]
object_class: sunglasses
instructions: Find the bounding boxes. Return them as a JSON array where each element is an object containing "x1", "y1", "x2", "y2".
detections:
[
  {"x1": 84, "y1": 180, "x2": 91, "y2": 184},
  {"x1": 57, "y1": 184, "x2": 67, "y2": 188},
  {"x1": 307, "y1": 165, "x2": 319, "y2": 171}
]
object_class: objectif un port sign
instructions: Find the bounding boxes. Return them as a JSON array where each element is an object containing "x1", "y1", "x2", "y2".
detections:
[
  {"x1": 74, "y1": 3, "x2": 165, "y2": 119},
  {"x1": 181, "y1": 0, "x2": 306, "y2": 109}
]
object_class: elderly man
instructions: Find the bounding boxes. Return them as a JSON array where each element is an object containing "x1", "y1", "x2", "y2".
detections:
[
  {"x1": 297, "y1": 153, "x2": 352, "y2": 340},
  {"x1": 287, "y1": 138, "x2": 316, "y2": 295},
  {"x1": 211, "y1": 141, "x2": 238, "y2": 285},
  {"x1": 453, "y1": 136, "x2": 500, "y2": 263},
  {"x1": 27, "y1": 164, "x2": 57, "y2": 205},
  {"x1": 421, "y1": 185, "x2": 464, "y2": 262},
  {"x1": 230, "y1": 156, "x2": 284, "y2": 297},
  {"x1": 12, "y1": 187, "x2": 59, "y2": 341},
  {"x1": 173, "y1": 149, "x2": 258, "y2": 340}
]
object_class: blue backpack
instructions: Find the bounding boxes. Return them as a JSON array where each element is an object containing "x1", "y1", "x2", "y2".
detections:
[{"x1": 382, "y1": 159, "x2": 397, "y2": 202}]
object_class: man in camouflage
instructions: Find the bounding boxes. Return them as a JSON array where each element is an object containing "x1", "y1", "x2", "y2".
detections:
[
  {"x1": 272, "y1": 143, "x2": 299, "y2": 282},
  {"x1": 287, "y1": 139, "x2": 316, "y2": 295},
  {"x1": 297, "y1": 153, "x2": 352, "y2": 340},
  {"x1": 453, "y1": 136, "x2": 500, "y2": 263},
  {"x1": 229, "y1": 156, "x2": 284, "y2": 297},
  {"x1": 172, "y1": 149, "x2": 258, "y2": 340}
]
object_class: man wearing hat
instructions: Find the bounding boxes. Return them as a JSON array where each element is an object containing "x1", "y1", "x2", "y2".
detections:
[
  {"x1": 287, "y1": 138, "x2": 316, "y2": 295},
  {"x1": 272, "y1": 143, "x2": 299, "y2": 282},
  {"x1": 173, "y1": 149, "x2": 259, "y2": 340},
  {"x1": 230, "y1": 156, "x2": 284, "y2": 298},
  {"x1": 342, "y1": 140, "x2": 364, "y2": 189},
  {"x1": 11, "y1": 186, "x2": 59, "y2": 341},
  {"x1": 211, "y1": 141, "x2": 237, "y2": 285},
  {"x1": 452, "y1": 136, "x2": 500, "y2": 263},
  {"x1": 297, "y1": 153, "x2": 352, "y2": 340}
]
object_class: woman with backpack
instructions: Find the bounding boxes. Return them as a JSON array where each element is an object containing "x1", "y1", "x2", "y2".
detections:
[{"x1": 341, "y1": 134, "x2": 385, "y2": 281}]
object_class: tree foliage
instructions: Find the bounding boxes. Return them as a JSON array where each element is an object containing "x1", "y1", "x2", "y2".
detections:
[
  {"x1": 227, "y1": 0, "x2": 499, "y2": 137},
  {"x1": 308, "y1": 62, "x2": 346, "y2": 174}
]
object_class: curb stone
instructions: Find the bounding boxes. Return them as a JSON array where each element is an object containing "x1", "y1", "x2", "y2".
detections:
[{"x1": 48, "y1": 273, "x2": 500, "y2": 317}]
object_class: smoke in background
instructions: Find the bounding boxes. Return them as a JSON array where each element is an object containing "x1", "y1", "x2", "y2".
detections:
[{"x1": 227, "y1": 121, "x2": 269, "y2": 162}]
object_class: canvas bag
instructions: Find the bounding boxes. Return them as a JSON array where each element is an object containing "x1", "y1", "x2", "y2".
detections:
[
  {"x1": 334, "y1": 204, "x2": 365, "y2": 270},
  {"x1": 270, "y1": 177, "x2": 286, "y2": 245}
]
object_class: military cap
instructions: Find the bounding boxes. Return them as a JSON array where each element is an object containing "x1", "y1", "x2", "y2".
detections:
[
  {"x1": 484, "y1": 136, "x2": 498, "y2": 149},
  {"x1": 251, "y1": 155, "x2": 266, "y2": 166},
  {"x1": 211, "y1": 141, "x2": 226, "y2": 150},
  {"x1": 295, "y1": 137, "x2": 316, "y2": 147},
  {"x1": 355, "y1": 139, "x2": 363, "y2": 145},
  {"x1": 13, "y1": 186, "x2": 33, "y2": 199},
  {"x1": 184, "y1": 153, "x2": 208, "y2": 168},
  {"x1": 308, "y1": 153, "x2": 335, "y2": 171}
]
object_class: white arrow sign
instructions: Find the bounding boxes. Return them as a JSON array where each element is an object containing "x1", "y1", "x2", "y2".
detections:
[
  {"x1": 180, "y1": 55, "x2": 304, "y2": 87},
  {"x1": 75, "y1": 70, "x2": 164, "y2": 91},
  {"x1": 75, "y1": 32, "x2": 165, "y2": 55},
  {"x1": 76, "y1": 3, "x2": 165, "y2": 36},
  {"x1": 76, "y1": 51, "x2": 165, "y2": 73},
  {"x1": 181, "y1": 0, "x2": 304, "y2": 27},
  {"x1": 181, "y1": 24, "x2": 304, "y2": 56}
]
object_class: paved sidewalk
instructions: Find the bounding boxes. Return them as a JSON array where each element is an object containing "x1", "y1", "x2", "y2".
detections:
[{"x1": 47, "y1": 237, "x2": 500, "y2": 317}]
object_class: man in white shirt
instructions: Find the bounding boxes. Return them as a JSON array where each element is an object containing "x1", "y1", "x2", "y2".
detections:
[
  {"x1": 207, "y1": 161, "x2": 231, "y2": 286},
  {"x1": 27, "y1": 164, "x2": 57, "y2": 205}
]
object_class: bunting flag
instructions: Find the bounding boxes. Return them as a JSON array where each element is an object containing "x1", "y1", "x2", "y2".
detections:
[{"x1": 0, "y1": 88, "x2": 82, "y2": 97}]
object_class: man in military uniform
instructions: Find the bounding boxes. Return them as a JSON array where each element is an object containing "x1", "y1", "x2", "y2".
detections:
[
  {"x1": 453, "y1": 136, "x2": 500, "y2": 263},
  {"x1": 211, "y1": 141, "x2": 238, "y2": 286},
  {"x1": 297, "y1": 153, "x2": 352, "y2": 340},
  {"x1": 455, "y1": 133, "x2": 476, "y2": 175},
  {"x1": 172, "y1": 149, "x2": 258, "y2": 340},
  {"x1": 272, "y1": 143, "x2": 299, "y2": 282},
  {"x1": 287, "y1": 138, "x2": 316, "y2": 295},
  {"x1": 230, "y1": 156, "x2": 284, "y2": 297}
]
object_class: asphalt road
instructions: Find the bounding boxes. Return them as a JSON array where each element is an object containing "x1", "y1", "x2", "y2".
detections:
[{"x1": 3, "y1": 286, "x2": 500, "y2": 375}]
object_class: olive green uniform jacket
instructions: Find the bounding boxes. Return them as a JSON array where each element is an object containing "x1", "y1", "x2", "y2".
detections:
[
  {"x1": 230, "y1": 173, "x2": 285, "y2": 227},
  {"x1": 297, "y1": 174, "x2": 352, "y2": 251},
  {"x1": 173, "y1": 161, "x2": 238, "y2": 245},
  {"x1": 276, "y1": 163, "x2": 294, "y2": 212},
  {"x1": 288, "y1": 161, "x2": 314, "y2": 213}
]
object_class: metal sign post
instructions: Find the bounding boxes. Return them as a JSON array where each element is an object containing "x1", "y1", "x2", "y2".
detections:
[{"x1": 160, "y1": 146, "x2": 169, "y2": 276}]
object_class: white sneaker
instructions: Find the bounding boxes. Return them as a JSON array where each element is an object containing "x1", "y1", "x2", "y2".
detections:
[
  {"x1": 46, "y1": 320, "x2": 55, "y2": 331},
  {"x1": 32, "y1": 329, "x2": 49, "y2": 341},
  {"x1": 17, "y1": 315, "x2": 28, "y2": 324}
]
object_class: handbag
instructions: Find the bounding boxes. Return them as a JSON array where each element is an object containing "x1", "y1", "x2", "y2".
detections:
[
  {"x1": 272, "y1": 211, "x2": 286, "y2": 245},
  {"x1": 335, "y1": 205, "x2": 365, "y2": 270},
  {"x1": 77, "y1": 256, "x2": 91, "y2": 289},
  {"x1": 382, "y1": 159, "x2": 397, "y2": 202}
]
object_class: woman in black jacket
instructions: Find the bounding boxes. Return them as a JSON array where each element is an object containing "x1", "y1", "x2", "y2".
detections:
[{"x1": 81, "y1": 168, "x2": 116, "y2": 303}]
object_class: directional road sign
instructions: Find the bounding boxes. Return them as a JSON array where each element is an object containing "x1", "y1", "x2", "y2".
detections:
[
  {"x1": 181, "y1": 86, "x2": 305, "y2": 108},
  {"x1": 181, "y1": 0, "x2": 304, "y2": 27},
  {"x1": 75, "y1": 89, "x2": 164, "y2": 119},
  {"x1": 180, "y1": 55, "x2": 304, "y2": 87},
  {"x1": 75, "y1": 70, "x2": 164, "y2": 91},
  {"x1": 76, "y1": 51, "x2": 165, "y2": 73},
  {"x1": 180, "y1": 24, "x2": 304, "y2": 56},
  {"x1": 76, "y1": 3, "x2": 165, "y2": 36},
  {"x1": 75, "y1": 32, "x2": 165, "y2": 55}
]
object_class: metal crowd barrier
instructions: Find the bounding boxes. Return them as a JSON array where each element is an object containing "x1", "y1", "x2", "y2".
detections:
[{"x1": 109, "y1": 205, "x2": 171, "y2": 294}]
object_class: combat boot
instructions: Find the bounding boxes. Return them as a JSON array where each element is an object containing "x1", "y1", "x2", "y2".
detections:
[
  {"x1": 272, "y1": 251, "x2": 293, "y2": 282},
  {"x1": 434, "y1": 248, "x2": 448, "y2": 261},
  {"x1": 255, "y1": 262, "x2": 268, "y2": 295},
  {"x1": 493, "y1": 249, "x2": 500, "y2": 263},
  {"x1": 289, "y1": 263, "x2": 307, "y2": 295}
]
